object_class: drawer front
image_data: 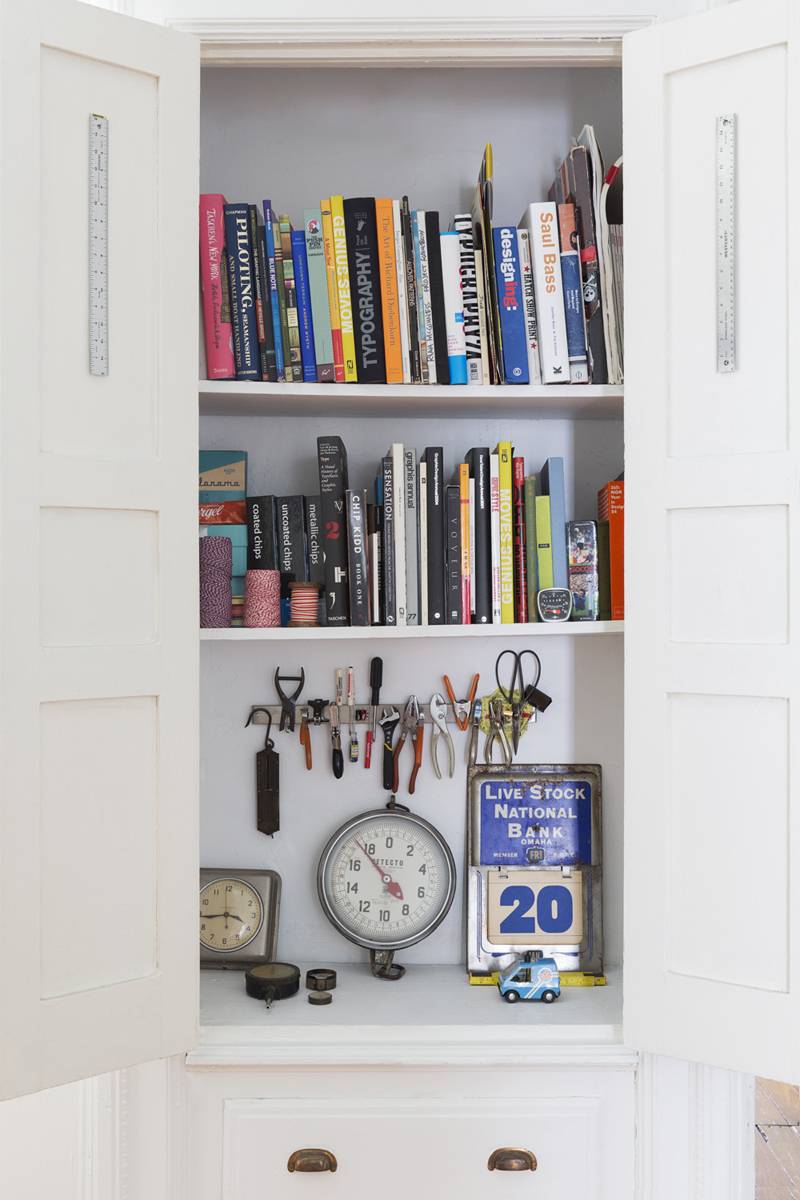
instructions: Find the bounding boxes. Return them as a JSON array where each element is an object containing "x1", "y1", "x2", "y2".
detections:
[{"x1": 223, "y1": 1096, "x2": 614, "y2": 1199}]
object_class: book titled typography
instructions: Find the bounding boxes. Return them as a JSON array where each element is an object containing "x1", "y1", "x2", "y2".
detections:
[
  {"x1": 329, "y1": 196, "x2": 358, "y2": 381},
  {"x1": 440, "y1": 231, "x2": 468, "y2": 385},
  {"x1": 303, "y1": 209, "x2": 335, "y2": 382},
  {"x1": 557, "y1": 202, "x2": 590, "y2": 384},
  {"x1": 520, "y1": 202, "x2": 569, "y2": 384},
  {"x1": 344, "y1": 198, "x2": 387, "y2": 384},
  {"x1": 199, "y1": 195, "x2": 235, "y2": 379},
  {"x1": 452, "y1": 213, "x2": 484, "y2": 384},
  {"x1": 291, "y1": 229, "x2": 318, "y2": 383},
  {"x1": 223, "y1": 204, "x2": 261, "y2": 381},
  {"x1": 492, "y1": 226, "x2": 529, "y2": 383},
  {"x1": 317, "y1": 436, "x2": 350, "y2": 625},
  {"x1": 346, "y1": 489, "x2": 370, "y2": 626}
]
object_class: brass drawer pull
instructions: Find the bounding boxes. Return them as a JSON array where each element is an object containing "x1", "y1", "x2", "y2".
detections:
[
  {"x1": 488, "y1": 1147, "x2": 538, "y2": 1172},
  {"x1": 287, "y1": 1149, "x2": 338, "y2": 1174}
]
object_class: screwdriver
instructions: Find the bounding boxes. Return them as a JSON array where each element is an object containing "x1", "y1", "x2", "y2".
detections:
[{"x1": 364, "y1": 656, "x2": 383, "y2": 769}]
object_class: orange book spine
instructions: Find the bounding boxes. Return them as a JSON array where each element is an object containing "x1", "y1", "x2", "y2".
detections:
[
  {"x1": 598, "y1": 480, "x2": 624, "y2": 620},
  {"x1": 375, "y1": 198, "x2": 403, "y2": 384},
  {"x1": 320, "y1": 198, "x2": 345, "y2": 382},
  {"x1": 459, "y1": 462, "x2": 471, "y2": 625}
]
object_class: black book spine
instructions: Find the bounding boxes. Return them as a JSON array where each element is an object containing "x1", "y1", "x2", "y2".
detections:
[
  {"x1": 382, "y1": 455, "x2": 396, "y2": 625},
  {"x1": 246, "y1": 495, "x2": 277, "y2": 570},
  {"x1": 254, "y1": 217, "x2": 278, "y2": 381},
  {"x1": 424, "y1": 211, "x2": 450, "y2": 385},
  {"x1": 343, "y1": 198, "x2": 386, "y2": 384},
  {"x1": 424, "y1": 447, "x2": 446, "y2": 624},
  {"x1": 445, "y1": 482, "x2": 462, "y2": 624},
  {"x1": 276, "y1": 495, "x2": 308, "y2": 596},
  {"x1": 346, "y1": 489, "x2": 370, "y2": 626},
  {"x1": 401, "y1": 196, "x2": 421, "y2": 383},
  {"x1": 466, "y1": 447, "x2": 492, "y2": 624},
  {"x1": 317, "y1": 436, "x2": 350, "y2": 625}
]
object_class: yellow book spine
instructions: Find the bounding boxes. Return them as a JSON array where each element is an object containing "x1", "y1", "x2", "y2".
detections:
[
  {"x1": 330, "y1": 195, "x2": 357, "y2": 382},
  {"x1": 496, "y1": 441, "x2": 514, "y2": 623},
  {"x1": 320, "y1": 199, "x2": 344, "y2": 383}
]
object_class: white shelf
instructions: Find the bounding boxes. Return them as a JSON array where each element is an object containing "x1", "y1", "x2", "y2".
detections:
[
  {"x1": 191, "y1": 963, "x2": 626, "y2": 1069},
  {"x1": 200, "y1": 620, "x2": 624, "y2": 642},
  {"x1": 199, "y1": 380, "x2": 623, "y2": 420}
]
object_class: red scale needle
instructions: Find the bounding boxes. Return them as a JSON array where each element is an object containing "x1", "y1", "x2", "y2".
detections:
[{"x1": 356, "y1": 840, "x2": 404, "y2": 900}]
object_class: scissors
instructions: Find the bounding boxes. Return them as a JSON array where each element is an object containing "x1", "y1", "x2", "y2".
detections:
[{"x1": 494, "y1": 649, "x2": 542, "y2": 754}]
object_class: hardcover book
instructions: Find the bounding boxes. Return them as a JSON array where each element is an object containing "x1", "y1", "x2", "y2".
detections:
[
  {"x1": 492, "y1": 226, "x2": 529, "y2": 383},
  {"x1": 376, "y1": 198, "x2": 403, "y2": 384},
  {"x1": 303, "y1": 209, "x2": 335, "y2": 382},
  {"x1": 223, "y1": 203, "x2": 261, "y2": 381},
  {"x1": 291, "y1": 229, "x2": 318, "y2": 383},
  {"x1": 381, "y1": 455, "x2": 396, "y2": 625},
  {"x1": 516, "y1": 227, "x2": 542, "y2": 385},
  {"x1": 540, "y1": 457, "x2": 568, "y2": 589},
  {"x1": 557, "y1": 202, "x2": 590, "y2": 384},
  {"x1": 425, "y1": 212, "x2": 450, "y2": 386},
  {"x1": 330, "y1": 195, "x2": 358, "y2": 381},
  {"x1": 199, "y1": 194, "x2": 235, "y2": 379},
  {"x1": 344, "y1": 198, "x2": 387, "y2": 384},
  {"x1": 423, "y1": 447, "x2": 445, "y2": 624},
  {"x1": 512, "y1": 456, "x2": 528, "y2": 623},
  {"x1": 279, "y1": 215, "x2": 303, "y2": 381},
  {"x1": 440, "y1": 231, "x2": 468, "y2": 385},
  {"x1": 452, "y1": 213, "x2": 484, "y2": 384},
  {"x1": 317, "y1": 436, "x2": 350, "y2": 625},
  {"x1": 466, "y1": 448, "x2": 492, "y2": 624},
  {"x1": 445, "y1": 482, "x2": 462, "y2": 625},
  {"x1": 495, "y1": 441, "x2": 514, "y2": 623},
  {"x1": 263, "y1": 201, "x2": 286, "y2": 382},
  {"x1": 320, "y1": 199, "x2": 345, "y2": 382},
  {"x1": 246, "y1": 495, "x2": 277, "y2": 570},
  {"x1": 346, "y1": 489, "x2": 370, "y2": 626},
  {"x1": 275, "y1": 495, "x2": 308, "y2": 596},
  {"x1": 520, "y1": 202, "x2": 569, "y2": 384}
]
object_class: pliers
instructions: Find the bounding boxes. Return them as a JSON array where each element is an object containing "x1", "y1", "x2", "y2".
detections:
[
  {"x1": 393, "y1": 696, "x2": 424, "y2": 794},
  {"x1": 485, "y1": 697, "x2": 513, "y2": 766},
  {"x1": 443, "y1": 673, "x2": 480, "y2": 731},
  {"x1": 429, "y1": 693, "x2": 455, "y2": 779}
]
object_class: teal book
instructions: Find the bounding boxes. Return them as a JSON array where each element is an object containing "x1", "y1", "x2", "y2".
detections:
[{"x1": 303, "y1": 209, "x2": 335, "y2": 382}]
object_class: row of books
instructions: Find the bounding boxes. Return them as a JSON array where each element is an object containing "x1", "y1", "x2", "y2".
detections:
[
  {"x1": 199, "y1": 130, "x2": 623, "y2": 389},
  {"x1": 198, "y1": 443, "x2": 624, "y2": 628}
]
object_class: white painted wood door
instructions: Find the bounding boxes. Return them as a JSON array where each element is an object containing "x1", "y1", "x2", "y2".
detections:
[
  {"x1": 624, "y1": 0, "x2": 800, "y2": 1080},
  {"x1": 0, "y1": 0, "x2": 199, "y2": 1099}
]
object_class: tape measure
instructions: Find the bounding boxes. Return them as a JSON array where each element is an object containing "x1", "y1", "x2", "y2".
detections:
[
  {"x1": 716, "y1": 114, "x2": 736, "y2": 374},
  {"x1": 89, "y1": 113, "x2": 109, "y2": 377}
]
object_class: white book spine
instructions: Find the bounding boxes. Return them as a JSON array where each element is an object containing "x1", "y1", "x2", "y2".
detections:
[
  {"x1": 391, "y1": 443, "x2": 407, "y2": 625},
  {"x1": 393, "y1": 199, "x2": 412, "y2": 384},
  {"x1": 474, "y1": 248, "x2": 491, "y2": 384},
  {"x1": 520, "y1": 202, "x2": 569, "y2": 384},
  {"x1": 404, "y1": 448, "x2": 418, "y2": 624},
  {"x1": 416, "y1": 216, "x2": 436, "y2": 384},
  {"x1": 418, "y1": 459, "x2": 428, "y2": 624},
  {"x1": 469, "y1": 476, "x2": 476, "y2": 619},
  {"x1": 489, "y1": 451, "x2": 502, "y2": 624},
  {"x1": 516, "y1": 228, "x2": 542, "y2": 384}
]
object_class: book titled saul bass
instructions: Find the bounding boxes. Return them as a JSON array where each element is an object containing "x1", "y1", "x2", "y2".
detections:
[{"x1": 344, "y1": 198, "x2": 386, "y2": 383}]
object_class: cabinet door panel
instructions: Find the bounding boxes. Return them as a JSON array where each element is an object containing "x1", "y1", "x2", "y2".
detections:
[
  {"x1": 624, "y1": 0, "x2": 800, "y2": 1079},
  {"x1": 0, "y1": 0, "x2": 199, "y2": 1099}
]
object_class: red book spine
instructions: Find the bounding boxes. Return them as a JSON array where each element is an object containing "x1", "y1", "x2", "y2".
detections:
[{"x1": 512, "y1": 456, "x2": 528, "y2": 623}]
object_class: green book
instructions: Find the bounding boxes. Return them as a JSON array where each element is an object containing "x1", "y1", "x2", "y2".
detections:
[
  {"x1": 597, "y1": 519, "x2": 612, "y2": 620},
  {"x1": 534, "y1": 495, "x2": 554, "y2": 590},
  {"x1": 523, "y1": 476, "x2": 539, "y2": 620},
  {"x1": 303, "y1": 208, "x2": 335, "y2": 382}
]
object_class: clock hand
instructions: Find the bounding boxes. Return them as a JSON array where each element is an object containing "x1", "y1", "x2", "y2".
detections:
[{"x1": 355, "y1": 840, "x2": 404, "y2": 900}]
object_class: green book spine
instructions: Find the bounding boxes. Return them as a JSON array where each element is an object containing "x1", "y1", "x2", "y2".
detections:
[
  {"x1": 597, "y1": 519, "x2": 612, "y2": 620},
  {"x1": 534, "y1": 495, "x2": 554, "y2": 590},
  {"x1": 523, "y1": 476, "x2": 539, "y2": 619},
  {"x1": 279, "y1": 214, "x2": 303, "y2": 381},
  {"x1": 303, "y1": 208, "x2": 335, "y2": 382},
  {"x1": 272, "y1": 212, "x2": 292, "y2": 382}
]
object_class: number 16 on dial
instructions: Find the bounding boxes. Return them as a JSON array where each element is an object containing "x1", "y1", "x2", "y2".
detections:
[{"x1": 486, "y1": 870, "x2": 583, "y2": 946}]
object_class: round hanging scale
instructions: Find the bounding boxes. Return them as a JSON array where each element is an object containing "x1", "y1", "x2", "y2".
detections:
[{"x1": 317, "y1": 801, "x2": 456, "y2": 980}]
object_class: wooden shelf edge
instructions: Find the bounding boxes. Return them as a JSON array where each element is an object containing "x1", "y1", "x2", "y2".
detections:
[{"x1": 200, "y1": 621, "x2": 624, "y2": 642}]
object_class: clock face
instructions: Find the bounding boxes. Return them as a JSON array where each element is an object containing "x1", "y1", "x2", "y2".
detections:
[
  {"x1": 318, "y1": 810, "x2": 456, "y2": 951},
  {"x1": 199, "y1": 876, "x2": 264, "y2": 953}
]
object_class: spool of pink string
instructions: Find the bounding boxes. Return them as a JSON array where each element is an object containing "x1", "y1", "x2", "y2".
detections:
[
  {"x1": 244, "y1": 569, "x2": 281, "y2": 628},
  {"x1": 199, "y1": 536, "x2": 232, "y2": 627}
]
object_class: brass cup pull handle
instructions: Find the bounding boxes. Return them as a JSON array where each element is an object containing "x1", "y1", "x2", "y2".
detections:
[
  {"x1": 287, "y1": 1149, "x2": 338, "y2": 1174},
  {"x1": 488, "y1": 1147, "x2": 538, "y2": 1172}
]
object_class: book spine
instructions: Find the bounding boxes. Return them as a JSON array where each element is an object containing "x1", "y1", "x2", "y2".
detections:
[
  {"x1": 540, "y1": 457, "x2": 568, "y2": 589},
  {"x1": 512, "y1": 456, "x2": 528, "y2": 623},
  {"x1": 557, "y1": 203, "x2": 590, "y2": 384},
  {"x1": 453, "y1": 214, "x2": 483, "y2": 384},
  {"x1": 424, "y1": 448, "x2": 445, "y2": 624},
  {"x1": 404, "y1": 448, "x2": 419, "y2": 625},
  {"x1": 598, "y1": 480, "x2": 624, "y2": 619},
  {"x1": 303, "y1": 209, "x2": 335, "y2": 382},
  {"x1": 270, "y1": 208, "x2": 292, "y2": 383},
  {"x1": 571, "y1": 145, "x2": 608, "y2": 384},
  {"x1": 317, "y1": 436, "x2": 350, "y2": 625},
  {"x1": 458, "y1": 463, "x2": 471, "y2": 624},
  {"x1": 368, "y1": 503, "x2": 381, "y2": 625},
  {"x1": 417, "y1": 213, "x2": 436, "y2": 383},
  {"x1": 517, "y1": 228, "x2": 542, "y2": 385},
  {"x1": 401, "y1": 197, "x2": 421, "y2": 383},
  {"x1": 597, "y1": 519, "x2": 611, "y2": 621},
  {"x1": 535, "y1": 495, "x2": 554, "y2": 589},
  {"x1": 418, "y1": 459, "x2": 428, "y2": 623},
  {"x1": 263, "y1": 202, "x2": 286, "y2": 382},
  {"x1": 568, "y1": 520, "x2": 599, "y2": 620},
  {"x1": 291, "y1": 229, "x2": 318, "y2": 383},
  {"x1": 320, "y1": 199, "x2": 345, "y2": 382},
  {"x1": 276, "y1": 496, "x2": 308, "y2": 594},
  {"x1": 382, "y1": 456, "x2": 396, "y2": 625},
  {"x1": 440, "y1": 232, "x2": 468, "y2": 385},
  {"x1": 376, "y1": 198, "x2": 403, "y2": 384},
  {"x1": 492, "y1": 226, "x2": 529, "y2": 383},
  {"x1": 445, "y1": 483, "x2": 462, "y2": 625},
  {"x1": 522, "y1": 202, "x2": 569, "y2": 384},
  {"x1": 346, "y1": 489, "x2": 370, "y2": 626},
  {"x1": 344, "y1": 197, "x2": 386, "y2": 384},
  {"x1": 330, "y1": 195, "x2": 358, "y2": 381},
  {"x1": 223, "y1": 204, "x2": 261, "y2": 381},
  {"x1": 279, "y1": 215, "x2": 303, "y2": 381},
  {"x1": 474, "y1": 248, "x2": 491, "y2": 385},
  {"x1": 425, "y1": 212, "x2": 450, "y2": 385},
  {"x1": 390, "y1": 443, "x2": 406, "y2": 625},
  {"x1": 496, "y1": 442, "x2": 514, "y2": 622},
  {"x1": 467, "y1": 448, "x2": 492, "y2": 624},
  {"x1": 305, "y1": 494, "x2": 326, "y2": 593},
  {"x1": 393, "y1": 199, "x2": 412, "y2": 384},
  {"x1": 246, "y1": 496, "x2": 277, "y2": 570},
  {"x1": 199, "y1": 194, "x2": 235, "y2": 379},
  {"x1": 523, "y1": 477, "x2": 539, "y2": 620},
  {"x1": 489, "y1": 450, "x2": 501, "y2": 624},
  {"x1": 411, "y1": 211, "x2": 429, "y2": 383}
]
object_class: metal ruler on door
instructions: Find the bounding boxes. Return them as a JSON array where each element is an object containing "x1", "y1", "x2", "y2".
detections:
[
  {"x1": 89, "y1": 113, "x2": 109, "y2": 376},
  {"x1": 716, "y1": 113, "x2": 736, "y2": 373}
]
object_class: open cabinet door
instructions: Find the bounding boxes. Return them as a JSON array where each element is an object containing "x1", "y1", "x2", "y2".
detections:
[
  {"x1": 0, "y1": 0, "x2": 199, "y2": 1099},
  {"x1": 625, "y1": 0, "x2": 800, "y2": 1080}
]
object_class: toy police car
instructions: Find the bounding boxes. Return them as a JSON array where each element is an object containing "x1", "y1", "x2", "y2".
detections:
[{"x1": 497, "y1": 955, "x2": 560, "y2": 1003}]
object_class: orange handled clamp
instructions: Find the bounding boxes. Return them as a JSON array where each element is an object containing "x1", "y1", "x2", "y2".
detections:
[{"x1": 443, "y1": 673, "x2": 479, "y2": 732}]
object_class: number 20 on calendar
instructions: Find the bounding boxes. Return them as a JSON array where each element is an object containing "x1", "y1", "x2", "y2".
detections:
[{"x1": 486, "y1": 870, "x2": 583, "y2": 946}]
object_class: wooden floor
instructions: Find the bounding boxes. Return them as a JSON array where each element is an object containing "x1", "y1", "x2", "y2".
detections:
[{"x1": 757, "y1": 1079, "x2": 800, "y2": 1200}]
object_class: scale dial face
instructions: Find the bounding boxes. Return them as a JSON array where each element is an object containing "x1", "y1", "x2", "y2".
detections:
[
  {"x1": 317, "y1": 808, "x2": 457, "y2": 952},
  {"x1": 199, "y1": 876, "x2": 264, "y2": 953}
]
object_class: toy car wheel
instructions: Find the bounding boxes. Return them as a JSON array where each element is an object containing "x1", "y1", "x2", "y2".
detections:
[
  {"x1": 541, "y1": 990, "x2": 557, "y2": 1004},
  {"x1": 504, "y1": 990, "x2": 520, "y2": 1004}
]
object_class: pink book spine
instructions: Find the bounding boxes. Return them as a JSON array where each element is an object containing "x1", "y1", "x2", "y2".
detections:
[{"x1": 199, "y1": 194, "x2": 235, "y2": 380}]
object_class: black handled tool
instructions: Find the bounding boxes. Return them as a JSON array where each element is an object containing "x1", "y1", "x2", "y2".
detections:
[
  {"x1": 364, "y1": 656, "x2": 383, "y2": 769},
  {"x1": 378, "y1": 705, "x2": 400, "y2": 791},
  {"x1": 274, "y1": 668, "x2": 305, "y2": 732}
]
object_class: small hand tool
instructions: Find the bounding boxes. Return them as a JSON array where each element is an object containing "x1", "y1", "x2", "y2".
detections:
[
  {"x1": 364, "y1": 656, "x2": 383, "y2": 769},
  {"x1": 393, "y1": 696, "x2": 424, "y2": 795},
  {"x1": 495, "y1": 649, "x2": 543, "y2": 753},
  {"x1": 378, "y1": 705, "x2": 400, "y2": 791},
  {"x1": 274, "y1": 667, "x2": 305, "y2": 732},
  {"x1": 347, "y1": 666, "x2": 359, "y2": 763},
  {"x1": 329, "y1": 704, "x2": 344, "y2": 779},
  {"x1": 467, "y1": 697, "x2": 482, "y2": 767},
  {"x1": 443, "y1": 672, "x2": 480, "y2": 732},
  {"x1": 429, "y1": 692, "x2": 455, "y2": 780},
  {"x1": 485, "y1": 697, "x2": 513, "y2": 766}
]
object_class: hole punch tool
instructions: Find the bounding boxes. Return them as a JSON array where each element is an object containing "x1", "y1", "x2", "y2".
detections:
[
  {"x1": 443, "y1": 672, "x2": 480, "y2": 732},
  {"x1": 467, "y1": 697, "x2": 483, "y2": 767},
  {"x1": 485, "y1": 697, "x2": 513, "y2": 766},
  {"x1": 495, "y1": 649, "x2": 546, "y2": 755},
  {"x1": 364, "y1": 656, "x2": 383, "y2": 769},
  {"x1": 429, "y1": 692, "x2": 456, "y2": 780},
  {"x1": 274, "y1": 668, "x2": 305, "y2": 732},
  {"x1": 378, "y1": 706, "x2": 400, "y2": 791},
  {"x1": 393, "y1": 696, "x2": 424, "y2": 795}
]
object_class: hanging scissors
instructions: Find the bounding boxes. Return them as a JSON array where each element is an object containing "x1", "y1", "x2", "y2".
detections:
[{"x1": 494, "y1": 649, "x2": 542, "y2": 754}]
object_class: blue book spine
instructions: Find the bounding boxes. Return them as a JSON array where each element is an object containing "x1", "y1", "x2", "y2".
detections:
[
  {"x1": 541, "y1": 456, "x2": 568, "y2": 588},
  {"x1": 492, "y1": 226, "x2": 529, "y2": 384},
  {"x1": 291, "y1": 229, "x2": 318, "y2": 383},
  {"x1": 262, "y1": 201, "x2": 285, "y2": 382},
  {"x1": 224, "y1": 204, "x2": 261, "y2": 381}
]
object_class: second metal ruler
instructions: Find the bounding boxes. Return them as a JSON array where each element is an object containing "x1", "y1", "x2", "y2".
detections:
[
  {"x1": 716, "y1": 113, "x2": 736, "y2": 373},
  {"x1": 89, "y1": 113, "x2": 109, "y2": 377}
]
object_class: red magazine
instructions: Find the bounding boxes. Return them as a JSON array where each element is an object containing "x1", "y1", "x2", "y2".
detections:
[{"x1": 512, "y1": 456, "x2": 528, "y2": 623}]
